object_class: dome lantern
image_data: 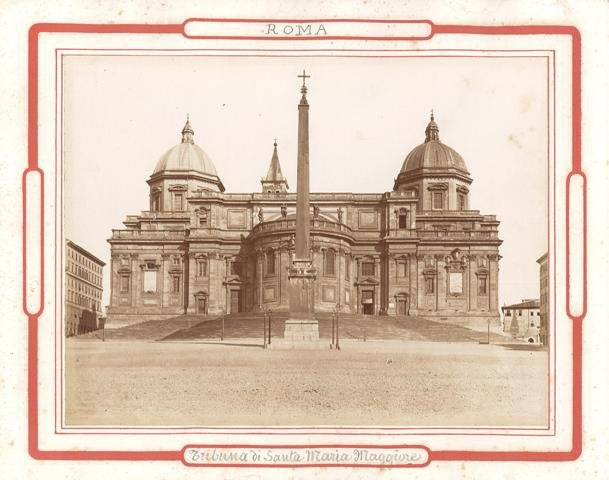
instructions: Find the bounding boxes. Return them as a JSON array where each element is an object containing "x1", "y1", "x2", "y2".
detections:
[
  {"x1": 424, "y1": 110, "x2": 440, "y2": 142},
  {"x1": 181, "y1": 114, "x2": 194, "y2": 144}
]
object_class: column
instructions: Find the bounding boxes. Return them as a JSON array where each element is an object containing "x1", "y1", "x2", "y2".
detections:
[
  {"x1": 489, "y1": 254, "x2": 499, "y2": 313},
  {"x1": 130, "y1": 253, "x2": 139, "y2": 308},
  {"x1": 161, "y1": 253, "x2": 170, "y2": 308}
]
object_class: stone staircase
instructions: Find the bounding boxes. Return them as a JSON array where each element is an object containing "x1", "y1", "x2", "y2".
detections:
[
  {"x1": 314, "y1": 313, "x2": 508, "y2": 343},
  {"x1": 73, "y1": 312, "x2": 511, "y2": 344},
  {"x1": 158, "y1": 312, "x2": 510, "y2": 343},
  {"x1": 74, "y1": 315, "x2": 218, "y2": 341},
  {"x1": 161, "y1": 312, "x2": 289, "y2": 341}
]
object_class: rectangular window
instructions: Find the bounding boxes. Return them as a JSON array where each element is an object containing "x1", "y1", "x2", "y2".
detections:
[
  {"x1": 425, "y1": 277, "x2": 435, "y2": 294},
  {"x1": 432, "y1": 192, "x2": 443, "y2": 210},
  {"x1": 231, "y1": 261, "x2": 242, "y2": 276},
  {"x1": 266, "y1": 251, "x2": 275, "y2": 275},
  {"x1": 173, "y1": 256, "x2": 180, "y2": 266},
  {"x1": 199, "y1": 215, "x2": 208, "y2": 227},
  {"x1": 362, "y1": 261, "x2": 375, "y2": 276},
  {"x1": 174, "y1": 194, "x2": 183, "y2": 211},
  {"x1": 398, "y1": 261, "x2": 408, "y2": 277},
  {"x1": 324, "y1": 250, "x2": 335, "y2": 276},
  {"x1": 171, "y1": 275, "x2": 180, "y2": 293},
  {"x1": 398, "y1": 213, "x2": 408, "y2": 229},
  {"x1": 345, "y1": 257, "x2": 350, "y2": 280},
  {"x1": 143, "y1": 270, "x2": 157, "y2": 293},
  {"x1": 152, "y1": 193, "x2": 160, "y2": 211},
  {"x1": 505, "y1": 310, "x2": 511, "y2": 316},
  {"x1": 478, "y1": 277, "x2": 487, "y2": 295},
  {"x1": 197, "y1": 259, "x2": 207, "y2": 276},
  {"x1": 458, "y1": 193, "x2": 466, "y2": 211}
]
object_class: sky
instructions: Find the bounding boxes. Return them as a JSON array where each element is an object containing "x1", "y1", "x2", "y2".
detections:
[{"x1": 63, "y1": 54, "x2": 548, "y2": 311}]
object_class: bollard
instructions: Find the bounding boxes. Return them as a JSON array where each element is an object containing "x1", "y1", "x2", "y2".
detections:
[
  {"x1": 268, "y1": 310, "x2": 272, "y2": 346},
  {"x1": 263, "y1": 310, "x2": 268, "y2": 349},
  {"x1": 336, "y1": 311, "x2": 340, "y2": 351},
  {"x1": 487, "y1": 319, "x2": 490, "y2": 345}
]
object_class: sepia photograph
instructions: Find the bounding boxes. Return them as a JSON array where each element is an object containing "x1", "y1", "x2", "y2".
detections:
[{"x1": 62, "y1": 53, "x2": 549, "y2": 428}]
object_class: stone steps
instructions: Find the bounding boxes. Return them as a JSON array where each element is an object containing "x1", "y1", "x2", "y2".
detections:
[
  {"x1": 75, "y1": 315, "x2": 218, "y2": 341},
  {"x1": 74, "y1": 312, "x2": 511, "y2": 344},
  {"x1": 160, "y1": 313, "x2": 509, "y2": 343}
]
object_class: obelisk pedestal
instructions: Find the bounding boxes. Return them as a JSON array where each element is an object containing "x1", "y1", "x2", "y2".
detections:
[{"x1": 285, "y1": 259, "x2": 318, "y2": 341}]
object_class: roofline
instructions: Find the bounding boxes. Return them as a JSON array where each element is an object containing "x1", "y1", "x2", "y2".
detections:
[
  {"x1": 148, "y1": 171, "x2": 225, "y2": 192},
  {"x1": 501, "y1": 302, "x2": 540, "y2": 310},
  {"x1": 65, "y1": 239, "x2": 106, "y2": 266},
  {"x1": 394, "y1": 168, "x2": 473, "y2": 189}
]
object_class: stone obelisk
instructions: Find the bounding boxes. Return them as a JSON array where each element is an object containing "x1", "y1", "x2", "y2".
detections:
[{"x1": 284, "y1": 70, "x2": 319, "y2": 342}]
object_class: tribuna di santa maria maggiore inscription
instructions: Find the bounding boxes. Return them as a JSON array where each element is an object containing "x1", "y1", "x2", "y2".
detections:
[{"x1": 106, "y1": 71, "x2": 502, "y2": 331}]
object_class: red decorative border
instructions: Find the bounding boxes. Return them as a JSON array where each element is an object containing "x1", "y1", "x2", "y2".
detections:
[{"x1": 24, "y1": 20, "x2": 584, "y2": 465}]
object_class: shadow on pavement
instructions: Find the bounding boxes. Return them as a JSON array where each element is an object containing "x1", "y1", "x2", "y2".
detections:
[
  {"x1": 159, "y1": 340, "x2": 265, "y2": 349},
  {"x1": 497, "y1": 343, "x2": 547, "y2": 352}
]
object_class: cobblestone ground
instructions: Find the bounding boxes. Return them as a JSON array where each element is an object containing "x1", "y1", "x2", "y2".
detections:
[{"x1": 65, "y1": 339, "x2": 548, "y2": 427}]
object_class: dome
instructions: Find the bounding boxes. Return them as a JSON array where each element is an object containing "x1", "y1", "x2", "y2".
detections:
[
  {"x1": 152, "y1": 117, "x2": 220, "y2": 178},
  {"x1": 400, "y1": 141, "x2": 468, "y2": 174},
  {"x1": 153, "y1": 142, "x2": 219, "y2": 176},
  {"x1": 399, "y1": 113, "x2": 469, "y2": 175}
]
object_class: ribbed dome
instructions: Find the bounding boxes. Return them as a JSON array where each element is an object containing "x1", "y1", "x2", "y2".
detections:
[
  {"x1": 152, "y1": 117, "x2": 219, "y2": 177},
  {"x1": 400, "y1": 140, "x2": 468, "y2": 174},
  {"x1": 399, "y1": 113, "x2": 469, "y2": 175},
  {"x1": 153, "y1": 142, "x2": 219, "y2": 176}
]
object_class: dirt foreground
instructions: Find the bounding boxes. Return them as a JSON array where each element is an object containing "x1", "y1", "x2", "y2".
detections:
[{"x1": 65, "y1": 339, "x2": 548, "y2": 427}]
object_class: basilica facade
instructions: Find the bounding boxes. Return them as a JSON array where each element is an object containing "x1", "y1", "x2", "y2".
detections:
[{"x1": 107, "y1": 106, "x2": 502, "y2": 329}]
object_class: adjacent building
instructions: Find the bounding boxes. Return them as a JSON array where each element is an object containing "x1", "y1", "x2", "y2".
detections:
[
  {"x1": 65, "y1": 240, "x2": 105, "y2": 336},
  {"x1": 107, "y1": 85, "x2": 502, "y2": 329},
  {"x1": 537, "y1": 252, "x2": 548, "y2": 346},
  {"x1": 501, "y1": 299, "x2": 541, "y2": 343}
]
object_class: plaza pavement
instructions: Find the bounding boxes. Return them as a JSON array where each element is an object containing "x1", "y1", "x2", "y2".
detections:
[{"x1": 64, "y1": 332, "x2": 548, "y2": 427}]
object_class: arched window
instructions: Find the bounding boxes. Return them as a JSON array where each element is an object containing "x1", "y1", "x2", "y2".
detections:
[
  {"x1": 266, "y1": 249, "x2": 275, "y2": 275},
  {"x1": 324, "y1": 249, "x2": 336, "y2": 276}
]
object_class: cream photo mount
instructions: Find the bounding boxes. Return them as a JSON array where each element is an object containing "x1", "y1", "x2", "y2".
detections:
[{"x1": 23, "y1": 20, "x2": 583, "y2": 466}]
